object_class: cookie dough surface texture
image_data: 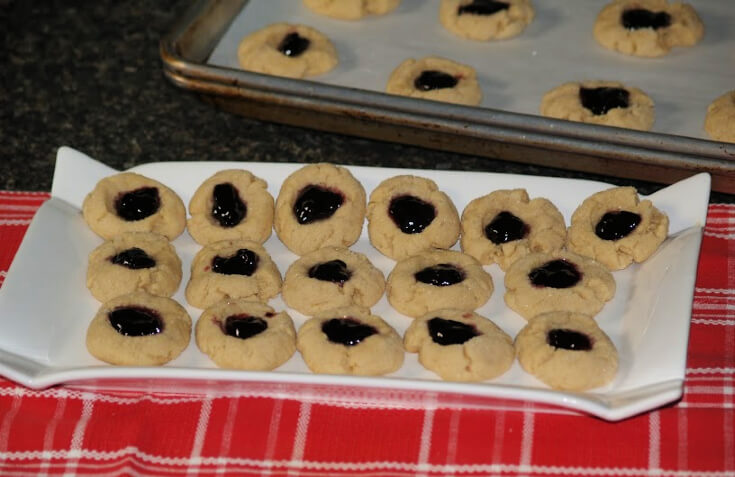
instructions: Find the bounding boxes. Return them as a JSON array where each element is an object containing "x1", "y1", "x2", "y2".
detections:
[
  {"x1": 185, "y1": 239, "x2": 282, "y2": 309},
  {"x1": 195, "y1": 300, "x2": 296, "y2": 370},
  {"x1": 439, "y1": 0, "x2": 535, "y2": 41},
  {"x1": 87, "y1": 232, "x2": 182, "y2": 302},
  {"x1": 515, "y1": 311, "x2": 618, "y2": 391},
  {"x1": 297, "y1": 305, "x2": 404, "y2": 375},
  {"x1": 274, "y1": 163, "x2": 366, "y2": 255},
  {"x1": 303, "y1": 0, "x2": 401, "y2": 20},
  {"x1": 540, "y1": 80, "x2": 654, "y2": 131},
  {"x1": 386, "y1": 57, "x2": 482, "y2": 106},
  {"x1": 567, "y1": 186, "x2": 669, "y2": 270},
  {"x1": 367, "y1": 175, "x2": 460, "y2": 260},
  {"x1": 461, "y1": 189, "x2": 566, "y2": 271},
  {"x1": 82, "y1": 172, "x2": 186, "y2": 240},
  {"x1": 404, "y1": 309, "x2": 514, "y2": 381},
  {"x1": 705, "y1": 90, "x2": 735, "y2": 143},
  {"x1": 387, "y1": 249, "x2": 494, "y2": 318},
  {"x1": 504, "y1": 250, "x2": 616, "y2": 320},
  {"x1": 593, "y1": 0, "x2": 704, "y2": 57},
  {"x1": 237, "y1": 23, "x2": 338, "y2": 78},
  {"x1": 188, "y1": 169, "x2": 274, "y2": 246},
  {"x1": 282, "y1": 246, "x2": 385, "y2": 315},
  {"x1": 86, "y1": 291, "x2": 191, "y2": 366}
]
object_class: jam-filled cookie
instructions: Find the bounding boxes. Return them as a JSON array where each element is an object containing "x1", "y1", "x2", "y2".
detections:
[
  {"x1": 237, "y1": 23, "x2": 338, "y2": 78},
  {"x1": 504, "y1": 250, "x2": 616, "y2": 320},
  {"x1": 303, "y1": 0, "x2": 401, "y2": 20},
  {"x1": 515, "y1": 311, "x2": 618, "y2": 391},
  {"x1": 185, "y1": 240, "x2": 282, "y2": 309},
  {"x1": 86, "y1": 291, "x2": 191, "y2": 366},
  {"x1": 188, "y1": 169, "x2": 274, "y2": 246},
  {"x1": 86, "y1": 232, "x2": 182, "y2": 302},
  {"x1": 705, "y1": 90, "x2": 735, "y2": 143},
  {"x1": 439, "y1": 0, "x2": 535, "y2": 41},
  {"x1": 297, "y1": 305, "x2": 404, "y2": 375},
  {"x1": 593, "y1": 0, "x2": 703, "y2": 57},
  {"x1": 540, "y1": 80, "x2": 654, "y2": 131},
  {"x1": 282, "y1": 247, "x2": 385, "y2": 315},
  {"x1": 274, "y1": 163, "x2": 366, "y2": 256},
  {"x1": 387, "y1": 249, "x2": 493, "y2": 318},
  {"x1": 404, "y1": 309, "x2": 514, "y2": 381},
  {"x1": 196, "y1": 300, "x2": 296, "y2": 370},
  {"x1": 461, "y1": 189, "x2": 566, "y2": 271},
  {"x1": 367, "y1": 175, "x2": 460, "y2": 260},
  {"x1": 567, "y1": 186, "x2": 669, "y2": 270},
  {"x1": 385, "y1": 57, "x2": 482, "y2": 106},
  {"x1": 82, "y1": 172, "x2": 186, "y2": 240}
]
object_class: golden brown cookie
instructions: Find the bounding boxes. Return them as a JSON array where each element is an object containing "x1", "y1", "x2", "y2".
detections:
[
  {"x1": 439, "y1": 0, "x2": 535, "y2": 41},
  {"x1": 303, "y1": 0, "x2": 401, "y2": 20},
  {"x1": 386, "y1": 57, "x2": 482, "y2": 106},
  {"x1": 704, "y1": 90, "x2": 735, "y2": 143}
]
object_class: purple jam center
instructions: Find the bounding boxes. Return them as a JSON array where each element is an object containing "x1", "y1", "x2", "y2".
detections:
[
  {"x1": 546, "y1": 328, "x2": 593, "y2": 351},
  {"x1": 529, "y1": 259, "x2": 581, "y2": 289},
  {"x1": 414, "y1": 70, "x2": 459, "y2": 91},
  {"x1": 108, "y1": 306, "x2": 163, "y2": 337},
  {"x1": 211, "y1": 183, "x2": 246, "y2": 228},
  {"x1": 621, "y1": 8, "x2": 671, "y2": 30},
  {"x1": 308, "y1": 259, "x2": 352, "y2": 285},
  {"x1": 484, "y1": 211, "x2": 529, "y2": 244},
  {"x1": 427, "y1": 317, "x2": 480, "y2": 346},
  {"x1": 458, "y1": 0, "x2": 510, "y2": 16},
  {"x1": 110, "y1": 247, "x2": 156, "y2": 270},
  {"x1": 415, "y1": 263, "x2": 466, "y2": 287},
  {"x1": 321, "y1": 317, "x2": 377, "y2": 346},
  {"x1": 115, "y1": 187, "x2": 160, "y2": 221},
  {"x1": 222, "y1": 314, "x2": 268, "y2": 340},
  {"x1": 595, "y1": 210, "x2": 642, "y2": 241},
  {"x1": 579, "y1": 87, "x2": 630, "y2": 116},
  {"x1": 293, "y1": 185, "x2": 344, "y2": 224},
  {"x1": 389, "y1": 195, "x2": 437, "y2": 234},
  {"x1": 212, "y1": 248, "x2": 259, "y2": 276},
  {"x1": 277, "y1": 32, "x2": 311, "y2": 57}
]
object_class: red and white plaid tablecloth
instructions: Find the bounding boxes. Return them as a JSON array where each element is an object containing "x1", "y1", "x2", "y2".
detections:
[{"x1": 0, "y1": 191, "x2": 733, "y2": 477}]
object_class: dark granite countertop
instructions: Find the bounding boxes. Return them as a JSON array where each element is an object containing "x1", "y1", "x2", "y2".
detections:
[{"x1": 2, "y1": 0, "x2": 732, "y2": 202}]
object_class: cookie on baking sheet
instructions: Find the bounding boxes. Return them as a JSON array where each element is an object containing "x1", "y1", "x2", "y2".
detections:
[
  {"x1": 704, "y1": 90, "x2": 735, "y2": 143},
  {"x1": 439, "y1": 0, "x2": 535, "y2": 41},
  {"x1": 461, "y1": 189, "x2": 566, "y2": 271},
  {"x1": 515, "y1": 311, "x2": 618, "y2": 391},
  {"x1": 297, "y1": 305, "x2": 404, "y2": 375},
  {"x1": 567, "y1": 186, "x2": 669, "y2": 270},
  {"x1": 196, "y1": 300, "x2": 296, "y2": 370},
  {"x1": 86, "y1": 291, "x2": 191, "y2": 366},
  {"x1": 185, "y1": 240, "x2": 282, "y2": 309},
  {"x1": 385, "y1": 57, "x2": 482, "y2": 106},
  {"x1": 82, "y1": 172, "x2": 186, "y2": 240},
  {"x1": 367, "y1": 175, "x2": 460, "y2": 260},
  {"x1": 188, "y1": 169, "x2": 274, "y2": 246},
  {"x1": 237, "y1": 23, "x2": 338, "y2": 79},
  {"x1": 282, "y1": 247, "x2": 385, "y2": 315},
  {"x1": 593, "y1": 0, "x2": 703, "y2": 57},
  {"x1": 504, "y1": 250, "x2": 615, "y2": 320},
  {"x1": 386, "y1": 249, "x2": 493, "y2": 318},
  {"x1": 274, "y1": 163, "x2": 366, "y2": 256},
  {"x1": 86, "y1": 232, "x2": 182, "y2": 302},
  {"x1": 540, "y1": 80, "x2": 654, "y2": 131},
  {"x1": 303, "y1": 0, "x2": 401, "y2": 20},
  {"x1": 404, "y1": 309, "x2": 514, "y2": 382}
]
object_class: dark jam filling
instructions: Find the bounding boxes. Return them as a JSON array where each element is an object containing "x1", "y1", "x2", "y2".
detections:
[
  {"x1": 415, "y1": 263, "x2": 466, "y2": 287},
  {"x1": 212, "y1": 248, "x2": 259, "y2": 276},
  {"x1": 110, "y1": 247, "x2": 156, "y2": 270},
  {"x1": 579, "y1": 87, "x2": 630, "y2": 116},
  {"x1": 484, "y1": 211, "x2": 529, "y2": 244},
  {"x1": 277, "y1": 32, "x2": 311, "y2": 57},
  {"x1": 528, "y1": 259, "x2": 582, "y2": 289},
  {"x1": 389, "y1": 195, "x2": 437, "y2": 234},
  {"x1": 211, "y1": 183, "x2": 247, "y2": 228},
  {"x1": 414, "y1": 70, "x2": 459, "y2": 91},
  {"x1": 293, "y1": 185, "x2": 344, "y2": 224},
  {"x1": 308, "y1": 259, "x2": 352, "y2": 285},
  {"x1": 108, "y1": 306, "x2": 163, "y2": 337},
  {"x1": 621, "y1": 8, "x2": 672, "y2": 30},
  {"x1": 115, "y1": 187, "x2": 161, "y2": 221},
  {"x1": 458, "y1": 0, "x2": 510, "y2": 16},
  {"x1": 427, "y1": 317, "x2": 480, "y2": 346},
  {"x1": 322, "y1": 317, "x2": 377, "y2": 346},
  {"x1": 222, "y1": 314, "x2": 268, "y2": 340},
  {"x1": 546, "y1": 328, "x2": 593, "y2": 351},
  {"x1": 595, "y1": 210, "x2": 642, "y2": 241}
]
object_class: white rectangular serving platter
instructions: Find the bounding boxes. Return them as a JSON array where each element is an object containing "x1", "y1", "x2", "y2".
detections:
[{"x1": 0, "y1": 147, "x2": 710, "y2": 420}]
